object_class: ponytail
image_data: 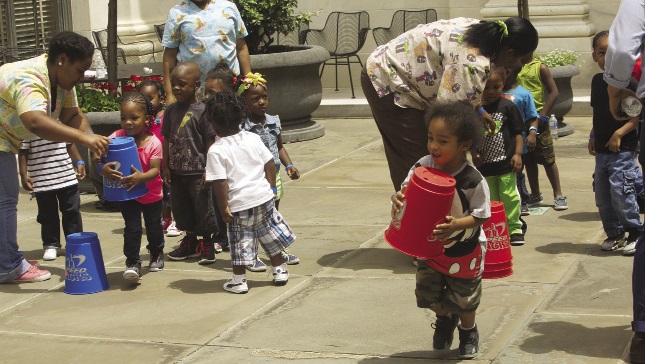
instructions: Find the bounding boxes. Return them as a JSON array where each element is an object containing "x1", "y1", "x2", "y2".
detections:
[{"x1": 463, "y1": 17, "x2": 538, "y2": 59}]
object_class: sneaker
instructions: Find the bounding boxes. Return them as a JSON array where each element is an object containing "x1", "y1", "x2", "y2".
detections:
[
  {"x1": 218, "y1": 241, "x2": 230, "y2": 252},
  {"x1": 520, "y1": 203, "x2": 530, "y2": 216},
  {"x1": 432, "y1": 314, "x2": 459, "y2": 350},
  {"x1": 600, "y1": 234, "x2": 626, "y2": 251},
  {"x1": 165, "y1": 221, "x2": 182, "y2": 237},
  {"x1": 167, "y1": 237, "x2": 199, "y2": 260},
  {"x1": 554, "y1": 195, "x2": 569, "y2": 211},
  {"x1": 12, "y1": 265, "x2": 51, "y2": 283},
  {"x1": 458, "y1": 325, "x2": 480, "y2": 359},
  {"x1": 214, "y1": 243, "x2": 223, "y2": 254},
  {"x1": 223, "y1": 276, "x2": 249, "y2": 294},
  {"x1": 527, "y1": 193, "x2": 543, "y2": 207},
  {"x1": 43, "y1": 246, "x2": 58, "y2": 261},
  {"x1": 123, "y1": 261, "x2": 141, "y2": 281},
  {"x1": 197, "y1": 240, "x2": 216, "y2": 265},
  {"x1": 281, "y1": 251, "x2": 300, "y2": 265},
  {"x1": 148, "y1": 251, "x2": 164, "y2": 272},
  {"x1": 510, "y1": 233, "x2": 525, "y2": 246},
  {"x1": 624, "y1": 232, "x2": 639, "y2": 256},
  {"x1": 272, "y1": 264, "x2": 289, "y2": 285},
  {"x1": 246, "y1": 256, "x2": 267, "y2": 272},
  {"x1": 161, "y1": 217, "x2": 173, "y2": 232}
]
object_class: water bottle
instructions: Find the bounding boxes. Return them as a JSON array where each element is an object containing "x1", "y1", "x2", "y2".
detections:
[
  {"x1": 93, "y1": 53, "x2": 107, "y2": 79},
  {"x1": 549, "y1": 114, "x2": 558, "y2": 141}
]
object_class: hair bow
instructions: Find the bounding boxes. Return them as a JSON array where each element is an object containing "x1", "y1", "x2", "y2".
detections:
[{"x1": 237, "y1": 72, "x2": 267, "y2": 95}]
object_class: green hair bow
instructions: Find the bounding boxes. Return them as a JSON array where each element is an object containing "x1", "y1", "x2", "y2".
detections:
[{"x1": 494, "y1": 20, "x2": 508, "y2": 39}]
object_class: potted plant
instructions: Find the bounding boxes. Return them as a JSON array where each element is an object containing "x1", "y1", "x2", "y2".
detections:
[
  {"x1": 535, "y1": 49, "x2": 581, "y2": 121},
  {"x1": 234, "y1": 0, "x2": 328, "y2": 142}
]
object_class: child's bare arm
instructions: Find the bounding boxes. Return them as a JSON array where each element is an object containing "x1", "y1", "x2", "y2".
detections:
[
  {"x1": 212, "y1": 180, "x2": 233, "y2": 223},
  {"x1": 539, "y1": 64, "x2": 559, "y2": 117},
  {"x1": 511, "y1": 134, "x2": 523, "y2": 173},
  {"x1": 66, "y1": 143, "x2": 85, "y2": 180},
  {"x1": 121, "y1": 158, "x2": 161, "y2": 191},
  {"x1": 277, "y1": 134, "x2": 299, "y2": 179},
  {"x1": 162, "y1": 138, "x2": 171, "y2": 186},
  {"x1": 18, "y1": 149, "x2": 33, "y2": 191},
  {"x1": 264, "y1": 159, "x2": 277, "y2": 189},
  {"x1": 390, "y1": 185, "x2": 407, "y2": 217},
  {"x1": 433, "y1": 215, "x2": 489, "y2": 241},
  {"x1": 525, "y1": 116, "x2": 538, "y2": 151},
  {"x1": 606, "y1": 117, "x2": 639, "y2": 152}
]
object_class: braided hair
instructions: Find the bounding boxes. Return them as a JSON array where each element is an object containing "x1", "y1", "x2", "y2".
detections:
[
  {"x1": 205, "y1": 61, "x2": 237, "y2": 92},
  {"x1": 463, "y1": 17, "x2": 538, "y2": 60},
  {"x1": 47, "y1": 31, "x2": 94, "y2": 64},
  {"x1": 136, "y1": 79, "x2": 165, "y2": 100},
  {"x1": 204, "y1": 89, "x2": 246, "y2": 135},
  {"x1": 121, "y1": 91, "x2": 155, "y2": 133}
]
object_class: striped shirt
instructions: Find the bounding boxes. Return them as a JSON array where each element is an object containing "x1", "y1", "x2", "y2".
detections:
[{"x1": 21, "y1": 137, "x2": 77, "y2": 193}]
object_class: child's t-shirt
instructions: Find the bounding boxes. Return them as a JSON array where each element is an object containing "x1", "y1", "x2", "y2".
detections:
[
  {"x1": 591, "y1": 73, "x2": 638, "y2": 153},
  {"x1": 241, "y1": 114, "x2": 281, "y2": 170},
  {"x1": 109, "y1": 130, "x2": 163, "y2": 204},
  {"x1": 503, "y1": 85, "x2": 538, "y2": 155},
  {"x1": 402, "y1": 157, "x2": 491, "y2": 279},
  {"x1": 478, "y1": 98, "x2": 524, "y2": 177},
  {"x1": 517, "y1": 58, "x2": 545, "y2": 112},
  {"x1": 205, "y1": 130, "x2": 275, "y2": 212},
  {"x1": 161, "y1": 101, "x2": 215, "y2": 175},
  {"x1": 20, "y1": 138, "x2": 77, "y2": 193}
]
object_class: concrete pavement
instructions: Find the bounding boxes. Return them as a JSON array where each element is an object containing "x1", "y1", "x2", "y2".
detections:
[{"x1": 0, "y1": 116, "x2": 635, "y2": 363}]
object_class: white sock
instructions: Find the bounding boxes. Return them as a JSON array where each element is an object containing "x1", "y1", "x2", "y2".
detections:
[
  {"x1": 459, "y1": 323, "x2": 476, "y2": 330},
  {"x1": 271, "y1": 264, "x2": 286, "y2": 273},
  {"x1": 233, "y1": 274, "x2": 246, "y2": 283}
]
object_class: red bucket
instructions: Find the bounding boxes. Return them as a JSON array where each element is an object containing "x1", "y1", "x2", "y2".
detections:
[
  {"x1": 384, "y1": 167, "x2": 455, "y2": 258},
  {"x1": 482, "y1": 201, "x2": 513, "y2": 279}
]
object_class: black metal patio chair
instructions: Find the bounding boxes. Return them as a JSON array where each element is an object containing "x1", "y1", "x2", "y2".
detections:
[
  {"x1": 303, "y1": 11, "x2": 370, "y2": 98},
  {"x1": 373, "y1": 9, "x2": 438, "y2": 46},
  {"x1": 154, "y1": 24, "x2": 165, "y2": 43},
  {"x1": 275, "y1": 20, "x2": 309, "y2": 46}
]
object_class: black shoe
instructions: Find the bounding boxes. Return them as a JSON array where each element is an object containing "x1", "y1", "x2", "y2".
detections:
[
  {"x1": 167, "y1": 237, "x2": 199, "y2": 260},
  {"x1": 631, "y1": 333, "x2": 645, "y2": 363},
  {"x1": 197, "y1": 240, "x2": 216, "y2": 265},
  {"x1": 510, "y1": 233, "x2": 525, "y2": 246},
  {"x1": 458, "y1": 325, "x2": 479, "y2": 359},
  {"x1": 432, "y1": 314, "x2": 459, "y2": 350}
]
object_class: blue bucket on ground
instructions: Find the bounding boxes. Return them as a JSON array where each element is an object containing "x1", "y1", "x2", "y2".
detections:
[
  {"x1": 103, "y1": 136, "x2": 148, "y2": 201},
  {"x1": 64, "y1": 232, "x2": 109, "y2": 295}
]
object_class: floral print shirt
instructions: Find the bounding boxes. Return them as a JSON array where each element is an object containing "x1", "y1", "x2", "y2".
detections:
[
  {"x1": 366, "y1": 17, "x2": 490, "y2": 111},
  {"x1": 0, "y1": 54, "x2": 77, "y2": 153},
  {"x1": 162, "y1": 0, "x2": 248, "y2": 99}
]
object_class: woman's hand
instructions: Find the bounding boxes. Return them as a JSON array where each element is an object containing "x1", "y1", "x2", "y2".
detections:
[{"x1": 81, "y1": 133, "x2": 110, "y2": 157}]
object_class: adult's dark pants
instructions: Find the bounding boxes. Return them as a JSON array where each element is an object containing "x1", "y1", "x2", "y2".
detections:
[
  {"x1": 360, "y1": 67, "x2": 426, "y2": 191},
  {"x1": 634, "y1": 125, "x2": 645, "y2": 335}
]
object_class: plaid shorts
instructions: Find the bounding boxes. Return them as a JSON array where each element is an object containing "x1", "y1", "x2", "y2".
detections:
[
  {"x1": 415, "y1": 260, "x2": 482, "y2": 314},
  {"x1": 228, "y1": 199, "x2": 295, "y2": 266}
]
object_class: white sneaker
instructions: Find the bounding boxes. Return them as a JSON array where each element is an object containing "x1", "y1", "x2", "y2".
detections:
[
  {"x1": 272, "y1": 264, "x2": 289, "y2": 285},
  {"x1": 43, "y1": 247, "x2": 58, "y2": 261},
  {"x1": 624, "y1": 236, "x2": 638, "y2": 256},
  {"x1": 223, "y1": 276, "x2": 248, "y2": 294},
  {"x1": 166, "y1": 221, "x2": 182, "y2": 237}
]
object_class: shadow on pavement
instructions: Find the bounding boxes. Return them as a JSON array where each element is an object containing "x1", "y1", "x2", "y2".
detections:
[
  {"x1": 535, "y1": 241, "x2": 621, "y2": 257},
  {"x1": 317, "y1": 247, "x2": 417, "y2": 274},
  {"x1": 168, "y1": 278, "x2": 274, "y2": 294},
  {"x1": 556, "y1": 211, "x2": 600, "y2": 222}
]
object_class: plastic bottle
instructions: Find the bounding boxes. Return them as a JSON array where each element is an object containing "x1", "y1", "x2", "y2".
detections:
[
  {"x1": 621, "y1": 96, "x2": 643, "y2": 117},
  {"x1": 93, "y1": 53, "x2": 107, "y2": 79},
  {"x1": 549, "y1": 114, "x2": 558, "y2": 141}
]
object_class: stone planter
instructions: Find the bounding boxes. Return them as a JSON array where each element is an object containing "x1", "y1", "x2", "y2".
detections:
[
  {"x1": 250, "y1": 45, "x2": 330, "y2": 142},
  {"x1": 546, "y1": 64, "x2": 580, "y2": 137}
]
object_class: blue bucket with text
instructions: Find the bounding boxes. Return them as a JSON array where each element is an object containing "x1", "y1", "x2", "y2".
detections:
[
  {"x1": 64, "y1": 232, "x2": 109, "y2": 295},
  {"x1": 102, "y1": 136, "x2": 147, "y2": 201}
]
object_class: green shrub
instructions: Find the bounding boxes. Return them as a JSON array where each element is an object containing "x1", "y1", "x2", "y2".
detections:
[{"x1": 536, "y1": 49, "x2": 580, "y2": 68}]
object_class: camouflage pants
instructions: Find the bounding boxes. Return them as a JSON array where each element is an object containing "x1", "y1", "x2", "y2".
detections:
[{"x1": 415, "y1": 260, "x2": 482, "y2": 314}]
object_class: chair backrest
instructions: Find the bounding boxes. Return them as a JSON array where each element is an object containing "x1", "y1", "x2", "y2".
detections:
[
  {"x1": 373, "y1": 9, "x2": 438, "y2": 46},
  {"x1": 92, "y1": 29, "x2": 108, "y2": 49},
  {"x1": 0, "y1": 46, "x2": 45, "y2": 65},
  {"x1": 276, "y1": 20, "x2": 309, "y2": 46},
  {"x1": 154, "y1": 24, "x2": 165, "y2": 43},
  {"x1": 307, "y1": 11, "x2": 370, "y2": 57}
]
